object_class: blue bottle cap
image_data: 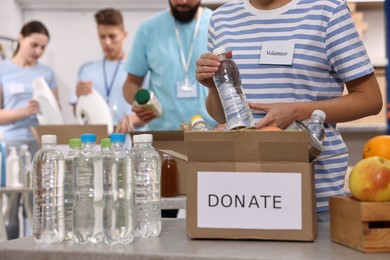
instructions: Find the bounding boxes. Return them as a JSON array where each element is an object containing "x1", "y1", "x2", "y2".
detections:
[
  {"x1": 110, "y1": 133, "x2": 126, "y2": 143},
  {"x1": 80, "y1": 133, "x2": 96, "y2": 143}
]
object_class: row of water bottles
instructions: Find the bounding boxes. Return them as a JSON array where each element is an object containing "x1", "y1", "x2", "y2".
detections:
[
  {"x1": 32, "y1": 132, "x2": 162, "y2": 245},
  {"x1": 0, "y1": 131, "x2": 32, "y2": 188}
]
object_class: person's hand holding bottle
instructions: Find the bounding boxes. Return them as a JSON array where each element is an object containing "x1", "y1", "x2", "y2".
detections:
[
  {"x1": 131, "y1": 103, "x2": 157, "y2": 123},
  {"x1": 76, "y1": 81, "x2": 93, "y2": 97},
  {"x1": 196, "y1": 50, "x2": 233, "y2": 89},
  {"x1": 26, "y1": 100, "x2": 40, "y2": 117}
]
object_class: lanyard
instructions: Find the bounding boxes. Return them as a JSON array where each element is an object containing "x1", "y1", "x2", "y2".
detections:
[
  {"x1": 103, "y1": 58, "x2": 122, "y2": 100},
  {"x1": 174, "y1": 8, "x2": 203, "y2": 81}
]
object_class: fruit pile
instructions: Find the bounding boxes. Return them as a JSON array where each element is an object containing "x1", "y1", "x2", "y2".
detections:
[{"x1": 349, "y1": 135, "x2": 390, "y2": 202}]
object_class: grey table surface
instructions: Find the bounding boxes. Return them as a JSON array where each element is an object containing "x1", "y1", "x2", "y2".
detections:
[{"x1": 0, "y1": 219, "x2": 388, "y2": 260}]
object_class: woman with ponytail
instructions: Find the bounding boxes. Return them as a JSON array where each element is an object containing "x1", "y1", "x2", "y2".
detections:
[{"x1": 0, "y1": 20, "x2": 59, "y2": 239}]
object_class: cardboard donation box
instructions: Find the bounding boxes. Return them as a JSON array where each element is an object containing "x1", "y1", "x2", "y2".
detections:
[
  {"x1": 32, "y1": 124, "x2": 110, "y2": 156},
  {"x1": 184, "y1": 131, "x2": 317, "y2": 241},
  {"x1": 330, "y1": 196, "x2": 390, "y2": 252},
  {"x1": 130, "y1": 130, "x2": 187, "y2": 195},
  {"x1": 32, "y1": 124, "x2": 109, "y2": 145}
]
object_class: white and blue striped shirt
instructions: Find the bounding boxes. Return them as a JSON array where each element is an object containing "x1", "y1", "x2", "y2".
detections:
[{"x1": 208, "y1": 0, "x2": 374, "y2": 212}]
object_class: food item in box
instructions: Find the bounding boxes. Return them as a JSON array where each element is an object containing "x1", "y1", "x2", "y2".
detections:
[{"x1": 258, "y1": 126, "x2": 282, "y2": 131}]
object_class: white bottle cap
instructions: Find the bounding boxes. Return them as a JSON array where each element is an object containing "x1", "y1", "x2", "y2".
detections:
[
  {"x1": 191, "y1": 115, "x2": 205, "y2": 127},
  {"x1": 213, "y1": 46, "x2": 226, "y2": 55},
  {"x1": 41, "y1": 135, "x2": 57, "y2": 144},
  {"x1": 133, "y1": 134, "x2": 140, "y2": 144},
  {"x1": 191, "y1": 117, "x2": 205, "y2": 127},
  {"x1": 20, "y1": 144, "x2": 28, "y2": 151},
  {"x1": 138, "y1": 134, "x2": 153, "y2": 143},
  {"x1": 9, "y1": 146, "x2": 17, "y2": 154},
  {"x1": 312, "y1": 110, "x2": 326, "y2": 121}
]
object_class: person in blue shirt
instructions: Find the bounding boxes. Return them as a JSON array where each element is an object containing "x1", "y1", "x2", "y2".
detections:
[
  {"x1": 69, "y1": 8, "x2": 144, "y2": 133},
  {"x1": 0, "y1": 20, "x2": 59, "y2": 239},
  {"x1": 0, "y1": 20, "x2": 59, "y2": 155},
  {"x1": 123, "y1": 0, "x2": 218, "y2": 131}
]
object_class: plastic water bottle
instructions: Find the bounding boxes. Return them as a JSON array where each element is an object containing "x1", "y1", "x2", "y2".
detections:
[
  {"x1": 213, "y1": 47, "x2": 254, "y2": 130},
  {"x1": 131, "y1": 134, "x2": 161, "y2": 238},
  {"x1": 19, "y1": 144, "x2": 32, "y2": 188},
  {"x1": 303, "y1": 110, "x2": 326, "y2": 144},
  {"x1": 103, "y1": 133, "x2": 134, "y2": 245},
  {"x1": 100, "y1": 138, "x2": 111, "y2": 154},
  {"x1": 32, "y1": 135, "x2": 65, "y2": 244},
  {"x1": 73, "y1": 133, "x2": 103, "y2": 244},
  {"x1": 0, "y1": 132, "x2": 6, "y2": 187},
  {"x1": 190, "y1": 115, "x2": 215, "y2": 131},
  {"x1": 6, "y1": 146, "x2": 22, "y2": 188},
  {"x1": 64, "y1": 138, "x2": 81, "y2": 241}
]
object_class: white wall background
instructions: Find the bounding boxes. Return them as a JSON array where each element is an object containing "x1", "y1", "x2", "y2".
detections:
[{"x1": 0, "y1": 0, "x2": 386, "y2": 124}]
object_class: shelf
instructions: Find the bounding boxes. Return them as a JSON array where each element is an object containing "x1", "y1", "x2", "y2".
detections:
[
  {"x1": 338, "y1": 124, "x2": 387, "y2": 133},
  {"x1": 14, "y1": 0, "x2": 385, "y2": 11},
  {"x1": 349, "y1": 0, "x2": 384, "y2": 2},
  {"x1": 14, "y1": 0, "x2": 234, "y2": 11},
  {"x1": 15, "y1": 0, "x2": 166, "y2": 10}
]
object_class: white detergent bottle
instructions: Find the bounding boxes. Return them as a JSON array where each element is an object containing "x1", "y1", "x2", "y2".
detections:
[{"x1": 6, "y1": 146, "x2": 22, "y2": 188}]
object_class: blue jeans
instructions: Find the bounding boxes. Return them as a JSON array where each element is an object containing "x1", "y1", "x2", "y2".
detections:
[{"x1": 317, "y1": 210, "x2": 330, "y2": 222}]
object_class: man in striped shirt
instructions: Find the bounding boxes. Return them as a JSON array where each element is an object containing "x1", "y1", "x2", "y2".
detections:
[{"x1": 196, "y1": 0, "x2": 382, "y2": 221}]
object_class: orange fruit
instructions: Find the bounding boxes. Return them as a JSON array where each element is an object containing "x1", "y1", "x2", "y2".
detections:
[
  {"x1": 258, "y1": 126, "x2": 282, "y2": 131},
  {"x1": 362, "y1": 135, "x2": 390, "y2": 160}
]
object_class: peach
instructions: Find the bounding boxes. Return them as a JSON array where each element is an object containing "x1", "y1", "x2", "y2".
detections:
[{"x1": 349, "y1": 156, "x2": 390, "y2": 202}]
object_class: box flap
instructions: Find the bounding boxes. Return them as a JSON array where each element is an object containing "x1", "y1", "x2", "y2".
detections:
[
  {"x1": 159, "y1": 149, "x2": 188, "y2": 162},
  {"x1": 184, "y1": 131, "x2": 309, "y2": 163},
  {"x1": 130, "y1": 130, "x2": 186, "y2": 154},
  {"x1": 31, "y1": 124, "x2": 109, "y2": 145},
  {"x1": 130, "y1": 130, "x2": 184, "y2": 141}
]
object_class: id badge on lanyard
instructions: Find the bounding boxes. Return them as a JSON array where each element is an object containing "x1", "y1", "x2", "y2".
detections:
[{"x1": 176, "y1": 78, "x2": 197, "y2": 98}]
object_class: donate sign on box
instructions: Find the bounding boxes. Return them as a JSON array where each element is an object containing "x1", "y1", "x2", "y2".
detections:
[{"x1": 197, "y1": 171, "x2": 302, "y2": 230}]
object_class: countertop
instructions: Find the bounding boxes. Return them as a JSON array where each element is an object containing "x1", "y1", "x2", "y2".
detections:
[{"x1": 0, "y1": 219, "x2": 389, "y2": 260}]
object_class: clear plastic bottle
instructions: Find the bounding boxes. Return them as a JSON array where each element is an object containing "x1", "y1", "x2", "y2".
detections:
[
  {"x1": 161, "y1": 154, "x2": 178, "y2": 197},
  {"x1": 0, "y1": 131, "x2": 6, "y2": 187},
  {"x1": 100, "y1": 138, "x2": 111, "y2": 153},
  {"x1": 6, "y1": 146, "x2": 22, "y2": 188},
  {"x1": 212, "y1": 47, "x2": 254, "y2": 130},
  {"x1": 103, "y1": 133, "x2": 134, "y2": 245},
  {"x1": 64, "y1": 138, "x2": 81, "y2": 241},
  {"x1": 131, "y1": 134, "x2": 162, "y2": 238},
  {"x1": 303, "y1": 110, "x2": 326, "y2": 144},
  {"x1": 134, "y1": 89, "x2": 163, "y2": 117},
  {"x1": 190, "y1": 115, "x2": 215, "y2": 131},
  {"x1": 19, "y1": 144, "x2": 32, "y2": 188},
  {"x1": 73, "y1": 133, "x2": 103, "y2": 244},
  {"x1": 32, "y1": 135, "x2": 65, "y2": 244}
]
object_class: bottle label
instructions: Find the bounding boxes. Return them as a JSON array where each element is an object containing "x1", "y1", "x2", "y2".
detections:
[
  {"x1": 135, "y1": 91, "x2": 163, "y2": 117},
  {"x1": 218, "y1": 83, "x2": 252, "y2": 130}
]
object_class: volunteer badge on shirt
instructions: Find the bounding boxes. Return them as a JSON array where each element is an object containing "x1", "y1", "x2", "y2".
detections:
[
  {"x1": 176, "y1": 78, "x2": 198, "y2": 98},
  {"x1": 9, "y1": 83, "x2": 25, "y2": 95},
  {"x1": 259, "y1": 41, "x2": 295, "y2": 65}
]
